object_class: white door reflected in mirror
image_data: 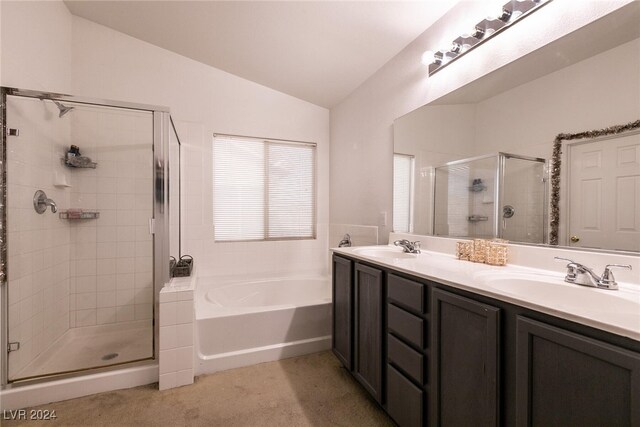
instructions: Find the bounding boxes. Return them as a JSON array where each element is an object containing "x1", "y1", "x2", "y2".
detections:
[{"x1": 568, "y1": 132, "x2": 640, "y2": 252}]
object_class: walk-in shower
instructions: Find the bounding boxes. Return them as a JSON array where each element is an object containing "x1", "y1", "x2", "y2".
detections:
[
  {"x1": 433, "y1": 153, "x2": 547, "y2": 243},
  {"x1": 0, "y1": 87, "x2": 180, "y2": 386}
]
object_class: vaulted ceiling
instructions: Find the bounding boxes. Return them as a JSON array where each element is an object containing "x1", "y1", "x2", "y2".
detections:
[{"x1": 64, "y1": 1, "x2": 458, "y2": 108}]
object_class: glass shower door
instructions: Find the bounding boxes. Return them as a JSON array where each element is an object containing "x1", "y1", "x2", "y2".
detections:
[
  {"x1": 433, "y1": 155, "x2": 498, "y2": 239},
  {"x1": 4, "y1": 94, "x2": 155, "y2": 382},
  {"x1": 501, "y1": 156, "x2": 547, "y2": 244}
]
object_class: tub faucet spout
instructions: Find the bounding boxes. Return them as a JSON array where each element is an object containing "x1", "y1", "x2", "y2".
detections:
[{"x1": 338, "y1": 234, "x2": 351, "y2": 248}]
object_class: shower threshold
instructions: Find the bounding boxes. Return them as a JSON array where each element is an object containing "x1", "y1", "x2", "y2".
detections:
[{"x1": 11, "y1": 321, "x2": 153, "y2": 382}]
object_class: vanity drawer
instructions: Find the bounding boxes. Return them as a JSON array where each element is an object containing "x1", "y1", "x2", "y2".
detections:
[
  {"x1": 388, "y1": 304, "x2": 424, "y2": 348},
  {"x1": 388, "y1": 333, "x2": 424, "y2": 384},
  {"x1": 387, "y1": 364, "x2": 424, "y2": 427},
  {"x1": 388, "y1": 274, "x2": 425, "y2": 314}
]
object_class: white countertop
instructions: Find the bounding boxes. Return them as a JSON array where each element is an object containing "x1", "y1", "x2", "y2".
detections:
[{"x1": 332, "y1": 245, "x2": 640, "y2": 342}]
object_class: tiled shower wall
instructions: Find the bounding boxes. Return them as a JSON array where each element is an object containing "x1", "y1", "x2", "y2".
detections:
[
  {"x1": 68, "y1": 106, "x2": 154, "y2": 327},
  {"x1": 6, "y1": 97, "x2": 71, "y2": 379},
  {"x1": 434, "y1": 161, "x2": 496, "y2": 239},
  {"x1": 467, "y1": 167, "x2": 496, "y2": 239}
]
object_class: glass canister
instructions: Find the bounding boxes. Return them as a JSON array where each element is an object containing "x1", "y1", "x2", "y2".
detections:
[
  {"x1": 456, "y1": 241, "x2": 473, "y2": 260},
  {"x1": 470, "y1": 239, "x2": 488, "y2": 263},
  {"x1": 486, "y1": 242, "x2": 508, "y2": 266}
]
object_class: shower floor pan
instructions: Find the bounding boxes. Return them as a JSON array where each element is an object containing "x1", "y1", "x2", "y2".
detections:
[{"x1": 12, "y1": 321, "x2": 153, "y2": 381}]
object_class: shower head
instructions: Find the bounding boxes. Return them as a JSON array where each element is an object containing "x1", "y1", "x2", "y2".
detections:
[{"x1": 52, "y1": 100, "x2": 74, "y2": 118}]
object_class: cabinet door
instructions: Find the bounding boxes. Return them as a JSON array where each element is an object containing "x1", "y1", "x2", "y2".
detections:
[
  {"x1": 432, "y1": 288, "x2": 500, "y2": 427},
  {"x1": 516, "y1": 317, "x2": 640, "y2": 427},
  {"x1": 354, "y1": 262, "x2": 384, "y2": 403},
  {"x1": 332, "y1": 255, "x2": 353, "y2": 370}
]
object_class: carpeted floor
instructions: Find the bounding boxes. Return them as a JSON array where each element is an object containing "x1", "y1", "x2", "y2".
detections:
[{"x1": 4, "y1": 351, "x2": 394, "y2": 426}]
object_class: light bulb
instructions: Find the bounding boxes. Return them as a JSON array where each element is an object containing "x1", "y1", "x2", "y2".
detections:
[{"x1": 421, "y1": 50, "x2": 436, "y2": 66}]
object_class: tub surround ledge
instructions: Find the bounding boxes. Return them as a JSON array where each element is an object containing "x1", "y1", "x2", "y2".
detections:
[{"x1": 159, "y1": 276, "x2": 196, "y2": 391}]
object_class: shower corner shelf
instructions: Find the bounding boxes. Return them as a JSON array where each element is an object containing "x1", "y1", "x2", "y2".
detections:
[
  {"x1": 59, "y1": 210, "x2": 100, "y2": 220},
  {"x1": 469, "y1": 184, "x2": 487, "y2": 192},
  {"x1": 63, "y1": 158, "x2": 98, "y2": 169}
]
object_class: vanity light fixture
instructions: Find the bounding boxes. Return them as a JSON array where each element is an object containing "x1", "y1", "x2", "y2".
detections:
[{"x1": 424, "y1": 0, "x2": 552, "y2": 75}]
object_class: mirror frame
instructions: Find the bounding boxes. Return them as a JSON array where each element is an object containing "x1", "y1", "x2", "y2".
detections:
[{"x1": 549, "y1": 119, "x2": 640, "y2": 245}]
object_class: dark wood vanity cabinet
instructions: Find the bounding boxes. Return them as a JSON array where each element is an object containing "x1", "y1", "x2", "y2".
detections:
[
  {"x1": 516, "y1": 317, "x2": 640, "y2": 427},
  {"x1": 331, "y1": 254, "x2": 640, "y2": 427}
]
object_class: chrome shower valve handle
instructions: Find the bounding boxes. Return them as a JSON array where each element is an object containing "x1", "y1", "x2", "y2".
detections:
[{"x1": 33, "y1": 190, "x2": 57, "y2": 214}]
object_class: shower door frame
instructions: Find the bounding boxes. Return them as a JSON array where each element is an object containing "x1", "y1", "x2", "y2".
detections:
[
  {"x1": 0, "y1": 87, "x2": 172, "y2": 386},
  {"x1": 431, "y1": 152, "x2": 548, "y2": 242}
]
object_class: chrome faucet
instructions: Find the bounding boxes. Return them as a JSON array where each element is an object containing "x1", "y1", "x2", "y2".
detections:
[
  {"x1": 394, "y1": 239, "x2": 421, "y2": 254},
  {"x1": 554, "y1": 257, "x2": 632, "y2": 291},
  {"x1": 338, "y1": 234, "x2": 352, "y2": 248}
]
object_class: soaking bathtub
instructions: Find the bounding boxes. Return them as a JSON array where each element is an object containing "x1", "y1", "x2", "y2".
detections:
[{"x1": 195, "y1": 276, "x2": 332, "y2": 375}]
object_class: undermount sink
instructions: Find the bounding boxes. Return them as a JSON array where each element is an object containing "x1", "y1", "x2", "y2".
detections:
[
  {"x1": 473, "y1": 271, "x2": 640, "y2": 315},
  {"x1": 352, "y1": 246, "x2": 417, "y2": 260}
]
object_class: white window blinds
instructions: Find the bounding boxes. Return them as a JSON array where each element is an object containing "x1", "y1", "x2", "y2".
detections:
[
  {"x1": 393, "y1": 153, "x2": 415, "y2": 233},
  {"x1": 214, "y1": 135, "x2": 316, "y2": 241}
]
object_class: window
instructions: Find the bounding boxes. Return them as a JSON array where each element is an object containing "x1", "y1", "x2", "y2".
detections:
[
  {"x1": 213, "y1": 134, "x2": 316, "y2": 241},
  {"x1": 393, "y1": 153, "x2": 415, "y2": 233}
]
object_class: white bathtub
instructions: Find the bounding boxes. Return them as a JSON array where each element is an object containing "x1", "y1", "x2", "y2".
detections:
[{"x1": 195, "y1": 276, "x2": 332, "y2": 375}]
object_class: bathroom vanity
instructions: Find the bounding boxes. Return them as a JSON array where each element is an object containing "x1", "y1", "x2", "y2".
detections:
[{"x1": 331, "y1": 247, "x2": 640, "y2": 427}]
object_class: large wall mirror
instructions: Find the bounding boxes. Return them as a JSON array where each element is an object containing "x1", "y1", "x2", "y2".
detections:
[{"x1": 393, "y1": 3, "x2": 640, "y2": 253}]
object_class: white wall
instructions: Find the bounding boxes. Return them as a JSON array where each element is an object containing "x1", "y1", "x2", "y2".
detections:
[
  {"x1": 330, "y1": 0, "x2": 633, "y2": 243},
  {"x1": 0, "y1": 1, "x2": 72, "y2": 93},
  {"x1": 70, "y1": 16, "x2": 331, "y2": 278}
]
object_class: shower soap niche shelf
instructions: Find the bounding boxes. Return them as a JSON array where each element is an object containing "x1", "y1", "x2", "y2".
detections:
[{"x1": 59, "y1": 210, "x2": 100, "y2": 220}]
